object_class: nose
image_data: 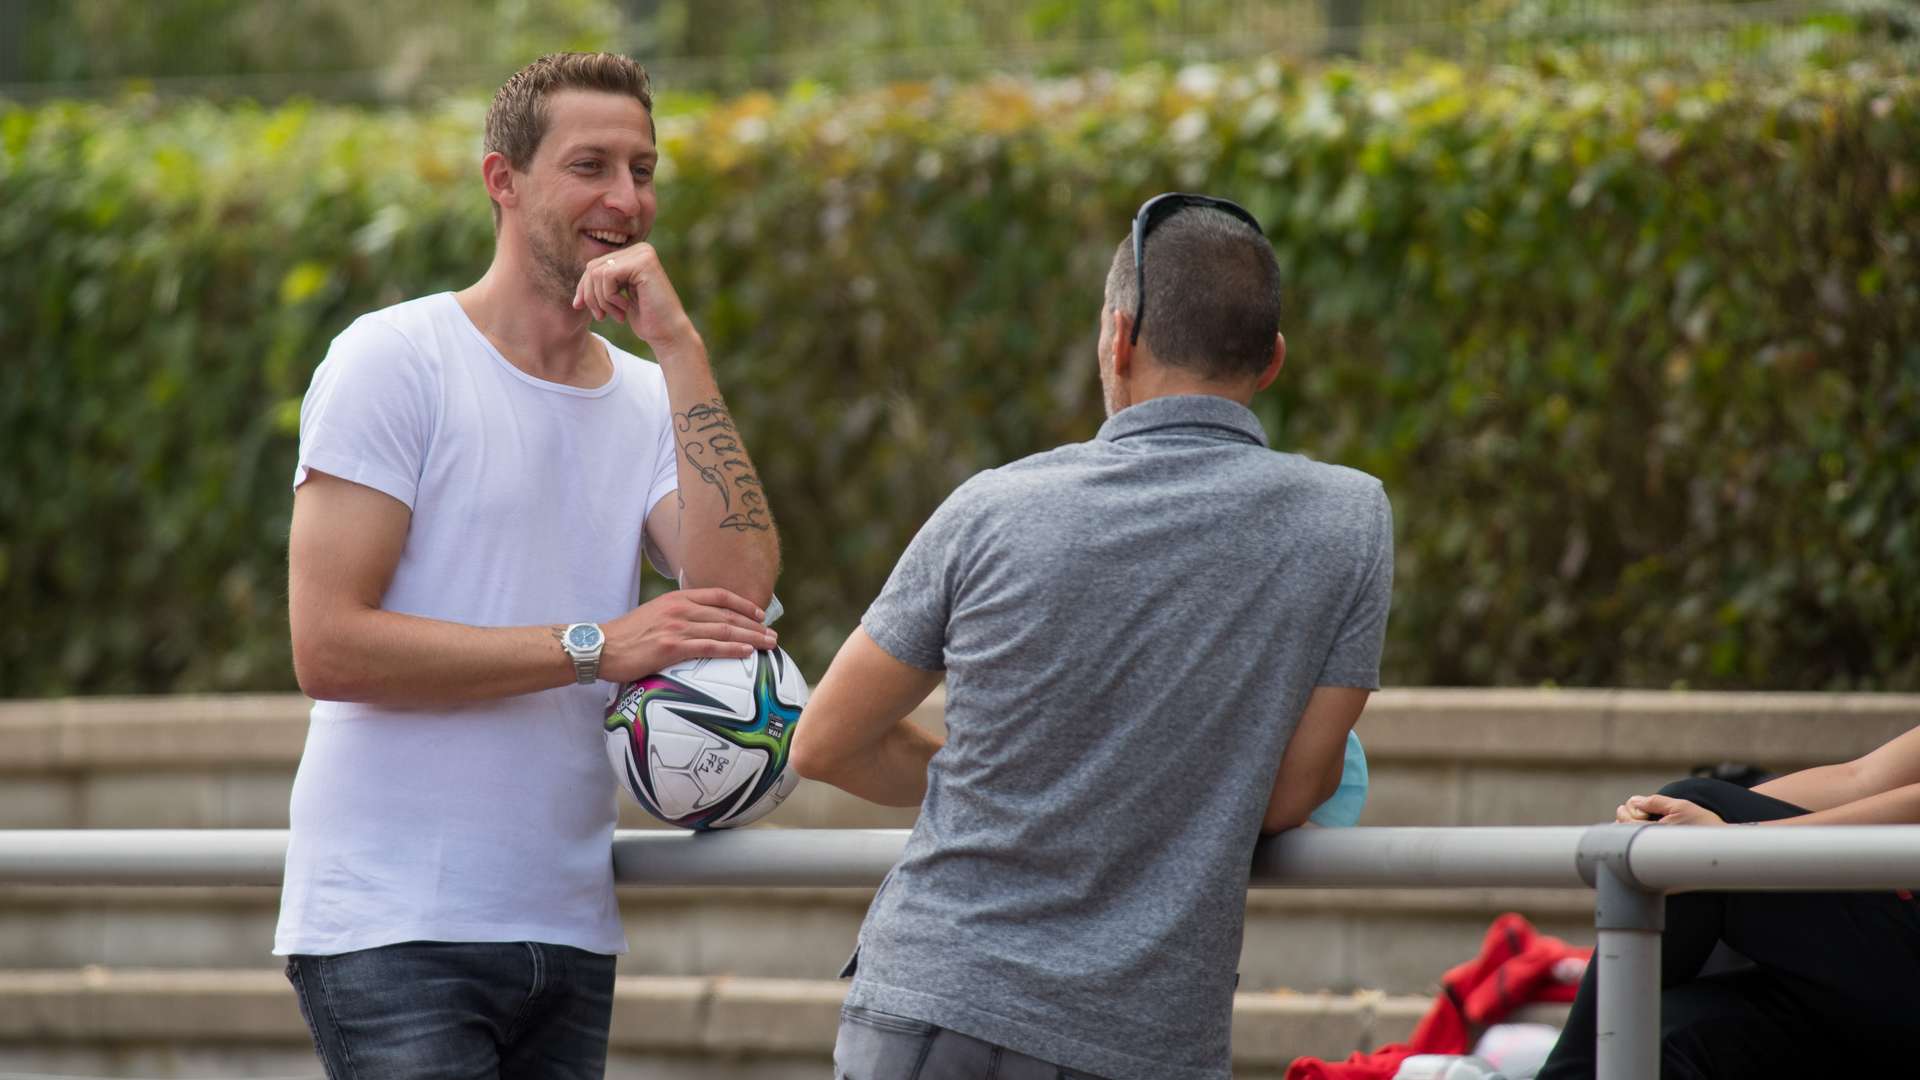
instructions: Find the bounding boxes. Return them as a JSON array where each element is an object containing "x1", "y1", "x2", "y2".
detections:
[{"x1": 604, "y1": 172, "x2": 641, "y2": 218}]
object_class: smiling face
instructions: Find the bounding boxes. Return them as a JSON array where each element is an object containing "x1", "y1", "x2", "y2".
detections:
[{"x1": 512, "y1": 89, "x2": 659, "y2": 304}]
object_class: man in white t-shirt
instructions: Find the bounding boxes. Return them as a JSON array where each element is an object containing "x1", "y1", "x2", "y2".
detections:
[{"x1": 277, "y1": 53, "x2": 780, "y2": 1079}]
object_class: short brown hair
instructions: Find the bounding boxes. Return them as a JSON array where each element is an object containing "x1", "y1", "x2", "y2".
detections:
[{"x1": 484, "y1": 53, "x2": 655, "y2": 221}]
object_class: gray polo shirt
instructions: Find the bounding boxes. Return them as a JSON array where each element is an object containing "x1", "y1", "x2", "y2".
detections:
[{"x1": 845, "y1": 393, "x2": 1394, "y2": 1080}]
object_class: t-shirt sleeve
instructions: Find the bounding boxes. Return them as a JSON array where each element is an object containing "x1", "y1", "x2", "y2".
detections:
[
  {"x1": 293, "y1": 318, "x2": 433, "y2": 508},
  {"x1": 1316, "y1": 483, "x2": 1395, "y2": 690},
  {"x1": 860, "y1": 484, "x2": 981, "y2": 672}
]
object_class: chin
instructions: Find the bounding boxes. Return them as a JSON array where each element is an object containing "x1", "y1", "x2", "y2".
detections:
[{"x1": 528, "y1": 247, "x2": 586, "y2": 305}]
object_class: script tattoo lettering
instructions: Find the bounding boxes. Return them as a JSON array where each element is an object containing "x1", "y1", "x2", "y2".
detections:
[{"x1": 674, "y1": 397, "x2": 770, "y2": 532}]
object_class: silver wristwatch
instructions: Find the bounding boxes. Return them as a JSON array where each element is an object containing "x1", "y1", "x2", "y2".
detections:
[{"x1": 560, "y1": 622, "x2": 606, "y2": 684}]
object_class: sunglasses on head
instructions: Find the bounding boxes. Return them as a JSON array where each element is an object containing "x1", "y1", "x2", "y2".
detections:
[{"x1": 1129, "y1": 192, "x2": 1265, "y2": 346}]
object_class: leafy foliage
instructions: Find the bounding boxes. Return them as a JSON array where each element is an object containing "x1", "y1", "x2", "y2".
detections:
[
  {"x1": 3, "y1": 0, "x2": 619, "y2": 95},
  {"x1": 7, "y1": 2, "x2": 1909, "y2": 100},
  {"x1": 3, "y1": 56, "x2": 1916, "y2": 696}
]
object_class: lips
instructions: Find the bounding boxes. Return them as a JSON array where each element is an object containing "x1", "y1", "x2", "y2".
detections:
[{"x1": 583, "y1": 228, "x2": 631, "y2": 250}]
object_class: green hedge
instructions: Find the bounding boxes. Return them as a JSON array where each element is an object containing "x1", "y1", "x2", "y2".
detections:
[{"x1": 3, "y1": 57, "x2": 1917, "y2": 696}]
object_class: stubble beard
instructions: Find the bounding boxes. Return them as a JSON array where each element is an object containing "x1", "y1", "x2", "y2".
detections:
[{"x1": 526, "y1": 208, "x2": 588, "y2": 308}]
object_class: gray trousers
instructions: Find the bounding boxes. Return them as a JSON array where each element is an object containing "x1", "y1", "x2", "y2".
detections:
[{"x1": 833, "y1": 1006, "x2": 1108, "y2": 1080}]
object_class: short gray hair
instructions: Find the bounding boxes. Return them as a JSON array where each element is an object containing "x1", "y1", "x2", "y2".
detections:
[{"x1": 1104, "y1": 207, "x2": 1282, "y2": 379}]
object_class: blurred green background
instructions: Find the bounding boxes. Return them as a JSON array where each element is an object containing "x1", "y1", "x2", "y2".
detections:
[{"x1": 3, "y1": 0, "x2": 1917, "y2": 697}]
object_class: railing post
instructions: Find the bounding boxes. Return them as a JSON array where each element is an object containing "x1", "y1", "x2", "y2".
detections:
[{"x1": 1578, "y1": 824, "x2": 1662, "y2": 1080}]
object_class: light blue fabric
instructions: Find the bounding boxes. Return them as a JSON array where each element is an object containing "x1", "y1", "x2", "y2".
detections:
[{"x1": 1307, "y1": 730, "x2": 1369, "y2": 828}]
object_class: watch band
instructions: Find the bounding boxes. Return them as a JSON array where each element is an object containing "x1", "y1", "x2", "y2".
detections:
[{"x1": 572, "y1": 648, "x2": 601, "y2": 684}]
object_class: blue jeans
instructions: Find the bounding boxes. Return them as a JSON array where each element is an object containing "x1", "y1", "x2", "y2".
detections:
[
  {"x1": 834, "y1": 1006, "x2": 1109, "y2": 1080},
  {"x1": 285, "y1": 941, "x2": 616, "y2": 1080}
]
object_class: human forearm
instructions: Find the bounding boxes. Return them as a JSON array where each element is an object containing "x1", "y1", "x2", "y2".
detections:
[
  {"x1": 1752, "y1": 761, "x2": 1869, "y2": 811},
  {"x1": 1261, "y1": 765, "x2": 1341, "y2": 835},
  {"x1": 789, "y1": 628, "x2": 945, "y2": 806},
  {"x1": 293, "y1": 586, "x2": 777, "y2": 707},
  {"x1": 1629, "y1": 727, "x2": 1920, "y2": 827},
  {"x1": 655, "y1": 333, "x2": 779, "y2": 604},
  {"x1": 1262, "y1": 687, "x2": 1370, "y2": 835},
  {"x1": 796, "y1": 721, "x2": 943, "y2": 807},
  {"x1": 1757, "y1": 782, "x2": 1920, "y2": 826},
  {"x1": 293, "y1": 606, "x2": 573, "y2": 706},
  {"x1": 575, "y1": 245, "x2": 779, "y2": 604}
]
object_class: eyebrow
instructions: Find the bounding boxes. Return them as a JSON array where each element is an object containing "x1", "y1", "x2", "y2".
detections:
[{"x1": 566, "y1": 144, "x2": 658, "y2": 163}]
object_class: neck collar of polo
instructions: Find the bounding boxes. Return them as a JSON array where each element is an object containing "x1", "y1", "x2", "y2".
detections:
[{"x1": 1096, "y1": 394, "x2": 1269, "y2": 448}]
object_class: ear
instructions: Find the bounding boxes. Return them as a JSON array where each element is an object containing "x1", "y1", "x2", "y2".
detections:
[
  {"x1": 481, "y1": 151, "x2": 518, "y2": 214},
  {"x1": 1253, "y1": 332, "x2": 1287, "y2": 392},
  {"x1": 1109, "y1": 307, "x2": 1136, "y2": 380}
]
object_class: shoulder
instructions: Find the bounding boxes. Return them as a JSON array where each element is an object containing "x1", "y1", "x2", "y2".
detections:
[
  {"x1": 921, "y1": 466, "x2": 1008, "y2": 523},
  {"x1": 323, "y1": 296, "x2": 448, "y2": 378},
  {"x1": 350, "y1": 293, "x2": 452, "y2": 341},
  {"x1": 905, "y1": 446, "x2": 1112, "y2": 556},
  {"x1": 1279, "y1": 459, "x2": 1393, "y2": 560},
  {"x1": 1268, "y1": 453, "x2": 1388, "y2": 506},
  {"x1": 931, "y1": 444, "x2": 1090, "y2": 517},
  {"x1": 960, "y1": 440, "x2": 1102, "y2": 497},
  {"x1": 1310, "y1": 459, "x2": 1388, "y2": 501}
]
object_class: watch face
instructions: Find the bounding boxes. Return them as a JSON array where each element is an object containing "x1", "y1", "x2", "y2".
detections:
[{"x1": 567, "y1": 624, "x2": 602, "y2": 650}]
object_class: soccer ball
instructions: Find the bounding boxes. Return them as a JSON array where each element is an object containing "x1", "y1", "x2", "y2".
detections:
[{"x1": 604, "y1": 648, "x2": 809, "y2": 830}]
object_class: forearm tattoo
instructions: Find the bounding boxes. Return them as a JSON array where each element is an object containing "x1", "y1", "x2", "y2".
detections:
[{"x1": 675, "y1": 397, "x2": 770, "y2": 533}]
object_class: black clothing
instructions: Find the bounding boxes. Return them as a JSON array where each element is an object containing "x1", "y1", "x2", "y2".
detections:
[{"x1": 1538, "y1": 777, "x2": 1920, "y2": 1080}]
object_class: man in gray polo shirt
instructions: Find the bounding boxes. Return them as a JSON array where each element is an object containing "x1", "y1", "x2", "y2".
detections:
[{"x1": 792, "y1": 194, "x2": 1394, "y2": 1080}]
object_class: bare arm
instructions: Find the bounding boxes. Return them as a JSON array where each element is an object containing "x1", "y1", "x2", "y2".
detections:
[
  {"x1": 1262, "y1": 686, "x2": 1373, "y2": 835},
  {"x1": 1628, "y1": 784, "x2": 1920, "y2": 827},
  {"x1": 1756, "y1": 783, "x2": 1920, "y2": 826},
  {"x1": 1619, "y1": 726, "x2": 1920, "y2": 826},
  {"x1": 289, "y1": 470, "x2": 774, "y2": 706},
  {"x1": 789, "y1": 628, "x2": 945, "y2": 807},
  {"x1": 576, "y1": 244, "x2": 779, "y2": 605},
  {"x1": 1752, "y1": 725, "x2": 1920, "y2": 811}
]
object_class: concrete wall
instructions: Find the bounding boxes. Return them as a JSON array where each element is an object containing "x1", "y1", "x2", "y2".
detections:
[
  {"x1": 7, "y1": 688, "x2": 1911, "y2": 830},
  {"x1": 0, "y1": 967, "x2": 1486, "y2": 1080},
  {"x1": 1, "y1": 689, "x2": 1912, "y2": 1076}
]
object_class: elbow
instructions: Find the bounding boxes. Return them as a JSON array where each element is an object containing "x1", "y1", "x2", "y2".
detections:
[
  {"x1": 788, "y1": 733, "x2": 838, "y2": 786},
  {"x1": 742, "y1": 559, "x2": 780, "y2": 612},
  {"x1": 1259, "y1": 789, "x2": 1313, "y2": 836},
  {"x1": 1260, "y1": 806, "x2": 1309, "y2": 837},
  {"x1": 744, "y1": 582, "x2": 778, "y2": 613},
  {"x1": 1260, "y1": 772, "x2": 1343, "y2": 836},
  {"x1": 293, "y1": 659, "x2": 338, "y2": 703},
  {"x1": 292, "y1": 652, "x2": 343, "y2": 702},
  {"x1": 1310, "y1": 771, "x2": 1343, "y2": 810},
  {"x1": 742, "y1": 539, "x2": 782, "y2": 610},
  {"x1": 678, "y1": 563, "x2": 778, "y2": 614},
  {"x1": 291, "y1": 629, "x2": 358, "y2": 702}
]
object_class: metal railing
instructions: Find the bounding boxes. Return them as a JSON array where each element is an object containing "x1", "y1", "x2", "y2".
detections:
[{"x1": 5, "y1": 825, "x2": 1919, "y2": 1080}]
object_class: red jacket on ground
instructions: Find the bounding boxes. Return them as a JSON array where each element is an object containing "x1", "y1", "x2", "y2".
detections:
[{"x1": 1285, "y1": 913, "x2": 1592, "y2": 1080}]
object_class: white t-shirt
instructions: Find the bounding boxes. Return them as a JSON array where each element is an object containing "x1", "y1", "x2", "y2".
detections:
[{"x1": 274, "y1": 292, "x2": 679, "y2": 956}]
